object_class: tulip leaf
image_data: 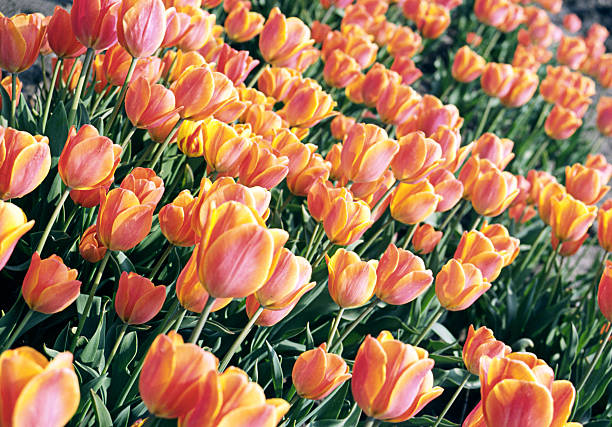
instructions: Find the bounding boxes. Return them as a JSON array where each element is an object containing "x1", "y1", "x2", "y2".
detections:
[
  {"x1": 113, "y1": 330, "x2": 138, "y2": 375},
  {"x1": 265, "y1": 341, "x2": 284, "y2": 398},
  {"x1": 90, "y1": 390, "x2": 113, "y2": 427},
  {"x1": 312, "y1": 402, "x2": 361, "y2": 427},
  {"x1": 0, "y1": 85, "x2": 11, "y2": 123},
  {"x1": 80, "y1": 300, "x2": 108, "y2": 368},
  {"x1": 114, "y1": 406, "x2": 131, "y2": 427}
]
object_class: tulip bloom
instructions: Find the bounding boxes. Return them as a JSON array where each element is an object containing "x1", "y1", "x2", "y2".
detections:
[
  {"x1": 58, "y1": 125, "x2": 121, "y2": 191},
  {"x1": 115, "y1": 272, "x2": 165, "y2": 325},
  {"x1": 472, "y1": 133, "x2": 514, "y2": 170},
  {"x1": 565, "y1": 163, "x2": 609, "y2": 205},
  {"x1": 474, "y1": 0, "x2": 510, "y2": 27},
  {"x1": 0, "y1": 201, "x2": 34, "y2": 271},
  {"x1": 71, "y1": 0, "x2": 120, "y2": 50},
  {"x1": 159, "y1": 190, "x2": 198, "y2": 247},
  {"x1": 500, "y1": 68, "x2": 539, "y2": 108},
  {"x1": 175, "y1": 7, "x2": 216, "y2": 52},
  {"x1": 550, "y1": 195, "x2": 597, "y2": 243},
  {"x1": 428, "y1": 169, "x2": 463, "y2": 212},
  {"x1": 412, "y1": 224, "x2": 442, "y2": 255},
  {"x1": 454, "y1": 230, "x2": 505, "y2": 282},
  {"x1": 376, "y1": 82, "x2": 421, "y2": 126},
  {"x1": 216, "y1": 44, "x2": 259, "y2": 86},
  {"x1": 176, "y1": 120, "x2": 205, "y2": 157},
  {"x1": 598, "y1": 200, "x2": 612, "y2": 252},
  {"x1": 330, "y1": 115, "x2": 356, "y2": 141},
  {"x1": 391, "y1": 131, "x2": 442, "y2": 183},
  {"x1": 327, "y1": 249, "x2": 378, "y2": 308},
  {"x1": 47, "y1": 6, "x2": 86, "y2": 58},
  {"x1": 598, "y1": 260, "x2": 612, "y2": 321},
  {"x1": 391, "y1": 181, "x2": 441, "y2": 225},
  {"x1": 596, "y1": 96, "x2": 612, "y2": 137},
  {"x1": 480, "y1": 222, "x2": 520, "y2": 267},
  {"x1": 375, "y1": 244, "x2": 433, "y2": 305},
  {"x1": 352, "y1": 331, "x2": 443, "y2": 422},
  {"x1": 79, "y1": 225, "x2": 107, "y2": 263},
  {"x1": 97, "y1": 188, "x2": 155, "y2": 251},
  {"x1": 116, "y1": 0, "x2": 165, "y2": 58},
  {"x1": 323, "y1": 50, "x2": 361, "y2": 89},
  {"x1": 287, "y1": 152, "x2": 331, "y2": 197},
  {"x1": 292, "y1": 344, "x2": 351, "y2": 400},
  {"x1": 224, "y1": 4, "x2": 264, "y2": 43},
  {"x1": 0, "y1": 349, "x2": 79, "y2": 426},
  {"x1": 120, "y1": 167, "x2": 165, "y2": 207},
  {"x1": 307, "y1": 179, "x2": 351, "y2": 222},
  {"x1": 140, "y1": 331, "x2": 218, "y2": 419},
  {"x1": 204, "y1": 119, "x2": 252, "y2": 175},
  {"x1": 471, "y1": 164, "x2": 519, "y2": 217},
  {"x1": 0, "y1": 76, "x2": 21, "y2": 110},
  {"x1": 545, "y1": 105, "x2": 582, "y2": 140},
  {"x1": 238, "y1": 144, "x2": 289, "y2": 190},
  {"x1": 125, "y1": 77, "x2": 181, "y2": 130},
  {"x1": 360, "y1": 64, "x2": 402, "y2": 108},
  {"x1": 585, "y1": 154, "x2": 612, "y2": 184},
  {"x1": 279, "y1": 86, "x2": 335, "y2": 128},
  {"x1": 323, "y1": 196, "x2": 373, "y2": 246},
  {"x1": 0, "y1": 128, "x2": 51, "y2": 199},
  {"x1": 391, "y1": 56, "x2": 423, "y2": 85},
  {"x1": 452, "y1": 46, "x2": 486, "y2": 83},
  {"x1": 388, "y1": 26, "x2": 422, "y2": 58},
  {"x1": 0, "y1": 13, "x2": 46, "y2": 73},
  {"x1": 463, "y1": 325, "x2": 511, "y2": 375},
  {"x1": 435, "y1": 259, "x2": 491, "y2": 311},
  {"x1": 480, "y1": 63, "x2": 516, "y2": 98},
  {"x1": 557, "y1": 36, "x2": 587, "y2": 70}
]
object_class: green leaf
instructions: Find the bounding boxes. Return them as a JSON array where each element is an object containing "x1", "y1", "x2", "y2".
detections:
[
  {"x1": 265, "y1": 341, "x2": 284, "y2": 398},
  {"x1": 46, "y1": 102, "x2": 69, "y2": 157},
  {"x1": 113, "y1": 330, "x2": 138, "y2": 375},
  {"x1": 90, "y1": 390, "x2": 113, "y2": 427},
  {"x1": 80, "y1": 300, "x2": 108, "y2": 369},
  {"x1": 114, "y1": 406, "x2": 131, "y2": 427}
]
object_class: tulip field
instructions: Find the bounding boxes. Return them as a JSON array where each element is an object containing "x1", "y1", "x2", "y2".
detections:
[{"x1": 1, "y1": 0, "x2": 612, "y2": 425}]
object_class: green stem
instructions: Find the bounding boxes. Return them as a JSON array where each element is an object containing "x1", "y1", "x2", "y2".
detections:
[
  {"x1": 101, "y1": 323, "x2": 129, "y2": 375},
  {"x1": 41, "y1": 58, "x2": 62, "y2": 133},
  {"x1": 172, "y1": 309, "x2": 187, "y2": 331},
  {"x1": 547, "y1": 256, "x2": 565, "y2": 305},
  {"x1": 475, "y1": 96, "x2": 494, "y2": 138},
  {"x1": 41, "y1": 55, "x2": 48, "y2": 90},
  {"x1": 10, "y1": 73, "x2": 18, "y2": 128},
  {"x1": 516, "y1": 226, "x2": 548, "y2": 273},
  {"x1": 439, "y1": 201, "x2": 464, "y2": 231},
  {"x1": 542, "y1": 242, "x2": 561, "y2": 280},
  {"x1": 482, "y1": 30, "x2": 501, "y2": 59},
  {"x1": 471, "y1": 215, "x2": 482, "y2": 231},
  {"x1": 188, "y1": 297, "x2": 215, "y2": 344},
  {"x1": 525, "y1": 138, "x2": 550, "y2": 170},
  {"x1": 576, "y1": 326, "x2": 612, "y2": 394},
  {"x1": 107, "y1": 57, "x2": 138, "y2": 132},
  {"x1": 433, "y1": 373, "x2": 471, "y2": 427},
  {"x1": 219, "y1": 306, "x2": 264, "y2": 372},
  {"x1": 358, "y1": 218, "x2": 393, "y2": 257},
  {"x1": 149, "y1": 243, "x2": 173, "y2": 281},
  {"x1": 67, "y1": 48, "x2": 95, "y2": 127},
  {"x1": 330, "y1": 299, "x2": 378, "y2": 353},
  {"x1": 247, "y1": 66, "x2": 266, "y2": 89},
  {"x1": 36, "y1": 188, "x2": 71, "y2": 254},
  {"x1": 320, "y1": 5, "x2": 335, "y2": 25},
  {"x1": 413, "y1": 306, "x2": 444, "y2": 346},
  {"x1": 372, "y1": 181, "x2": 398, "y2": 216},
  {"x1": 326, "y1": 307, "x2": 345, "y2": 349},
  {"x1": 69, "y1": 251, "x2": 111, "y2": 353},
  {"x1": 61, "y1": 205, "x2": 79, "y2": 232},
  {"x1": 305, "y1": 222, "x2": 322, "y2": 261},
  {"x1": 363, "y1": 417, "x2": 379, "y2": 427},
  {"x1": 312, "y1": 240, "x2": 333, "y2": 268},
  {"x1": 2, "y1": 309, "x2": 33, "y2": 351},
  {"x1": 120, "y1": 125, "x2": 137, "y2": 152},
  {"x1": 440, "y1": 82, "x2": 455, "y2": 102},
  {"x1": 150, "y1": 120, "x2": 182, "y2": 170},
  {"x1": 402, "y1": 223, "x2": 419, "y2": 250}
]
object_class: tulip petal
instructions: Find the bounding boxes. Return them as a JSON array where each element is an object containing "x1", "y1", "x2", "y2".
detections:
[{"x1": 484, "y1": 379, "x2": 553, "y2": 427}]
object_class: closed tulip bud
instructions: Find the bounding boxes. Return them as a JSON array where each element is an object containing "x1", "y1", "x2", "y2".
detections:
[
  {"x1": 377, "y1": 81, "x2": 421, "y2": 126},
  {"x1": 481, "y1": 63, "x2": 516, "y2": 98},
  {"x1": 417, "y1": 3, "x2": 451, "y2": 39},
  {"x1": 323, "y1": 196, "x2": 373, "y2": 246},
  {"x1": 174, "y1": 7, "x2": 215, "y2": 52},
  {"x1": 0, "y1": 201, "x2": 34, "y2": 271},
  {"x1": 472, "y1": 166, "x2": 519, "y2": 217},
  {"x1": 598, "y1": 200, "x2": 612, "y2": 251},
  {"x1": 292, "y1": 344, "x2": 351, "y2": 400},
  {"x1": 117, "y1": 0, "x2": 165, "y2": 58},
  {"x1": 428, "y1": 169, "x2": 463, "y2": 212},
  {"x1": 550, "y1": 195, "x2": 597, "y2": 243},
  {"x1": 388, "y1": 25, "x2": 422, "y2": 58},
  {"x1": 238, "y1": 144, "x2": 289, "y2": 190},
  {"x1": 47, "y1": 7, "x2": 86, "y2": 58},
  {"x1": 563, "y1": 14, "x2": 582, "y2": 33},
  {"x1": 412, "y1": 223, "x2": 442, "y2": 255},
  {"x1": 205, "y1": 119, "x2": 252, "y2": 174},
  {"x1": 326, "y1": 248, "x2": 377, "y2": 308},
  {"x1": 307, "y1": 179, "x2": 350, "y2": 222},
  {"x1": 325, "y1": 143, "x2": 344, "y2": 181},
  {"x1": 432, "y1": 128, "x2": 468, "y2": 172},
  {"x1": 375, "y1": 244, "x2": 433, "y2": 305},
  {"x1": 0, "y1": 128, "x2": 51, "y2": 199},
  {"x1": 462, "y1": 325, "x2": 511, "y2": 375},
  {"x1": 120, "y1": 167, "x2": 165, "y2": 207},
  {"x1": 466, "y1": 32, "x2": 482, "y2": 47},
  {"x1": 22, "y1": 253, "x2": 81, "y2": 314},
  {"x1": 474, "y1": 0, "x2": 510, "y2": 27},
  {"x1": 390, "y1": 55, "x2": 422, "y2": 85},
  {"x1": 361, "y1": 63, "x2": 402, "y2": 108},
  {"x1": 140, "y1": 331, "x2": 218, "y2": 419},
  {"x1": 97, "y1": 188, "x2": 155, "y2": 251},
  {"x1": 79, "y1": 225, "x2": 107, "y2": 263},
  {"x1": 480, "y1": 222, "x2": 520, "y2": 267},
  {"x1": 115, "y1": 272, "x2": 165, "y2": 325},
  {"x1": 340, "y1": 123, "x2": 399, "y2": 183},
  {"x1": 397, "y1": 94, "x2": 463, "y2": 138},
  {"x1": 0, "y1": 13, "x2": 46, "y2": 73},
  {"x1": 352, "y1": 331, "x2": 443, "y2": 422},
  {"x1": 557, "y1": 36, "x2": 587, "y2": 70},
  {"x1": 566, "y1": 163, "x2": 609, "y2": 205},
  {"x1": 500, "y1": 68, "x2": 538, "y2": 108},
  {"x1": 225, "y1": 4, "x2": 264, "y2": 43},
  {"x1": 71, "y1": 0, "x2": 119, "y2": 50},
  {"x1": 452, "y1": 46, "x2": 486, "y2": 83},
  {"x1": 537, "y1": 181, "x2": 567, "y2": 225},
  {"x1": 391, "y1": 181, "x2": 441, "y2": 225},
  {"x1": 279, "y1": 86, "x2": 336, "y2": 128},
  {"x1": 596, "y1": 96, "x2": 612, "y2": 137},
  {"x1": 598, "y1": 260, "x2": 612, "y2": 321},
  {"x1": 391, "y1": 131, "x2": 442, "y2": 183},
  {"x1": 125, "y1": 77, "x2": 181, "y2": 130},
  {"x1": 436, "y1": 259, "x2": 491, "y2": 310},
  {"x1": 330, "y1": 115, "x2": 356, "y2": 140},
  {"x1": 0, "y1": 349, "x2": 79, "y2": 426},
  {"x1": 323, "y1": 50, "x2": 361, "y2": 88},
  {"x1": 472, "y1": 133, "x2": 514, "y2": 170},
  {"x1": 177, "y1": 120, "x2": 205, "y2": 157},
  {"x1": 216, "y1": 44, "x2": 259, "y2": 86},
  {"x1": 454, "y1": 230, "x2": 505, "y2": 281},
  {"x1": 159, "y1": 190, "x2": 198, "y2": 247}
]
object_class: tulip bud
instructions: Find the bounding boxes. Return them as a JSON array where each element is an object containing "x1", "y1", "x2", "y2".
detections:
[
  {"x1": 462, "y1": 325, "x2": 511, "y2": 375},
  {"x1": 125, "y1": 77, "x2": 181, "y2": 130},
  {"x1": 557, "y1": 36, "x2": 587, "y2": 70},
  {"x1": 175, "y1": 7, "x2": 215, "y2": 52},
  {"x1": 565, "y1": 163, "x2": 609, "y2": 205},
  {"x1": 391, "y1": 181, "x2": 441, "y2": 224},
  {"x1": 330, "y1": 115, "x2": 356, "y2": 141},
  {"x1": 598, "y1": 200, "x2": 612, "y2": 252},
  {"x1": 391, "y1": 131, "x2": 442, "y2": 183},
  {"x1": 117, "y1": 0, "x2": 166, "y2": 58},
  {"x1": 0, "y1": 13, "x2": 46, "y2": 73},
  {"x1": 0, "y1": 200, "x2": 34, "y2": 271},
  {"x1": 377, "y1": 81, "x2": 421, "y2": 126},
  {"x1": 326, "y1": 248, "x2": 377, "y2": 308},
  {"x1": 472, "y1": 165, "x2": 519, "y2": 217},
  {"x1": 545, "y1": 104, "x2": 582, "y2": 140},
  {"x1": 585, "y1": 154, "x2": 612, "y2": 184},
  {"x1": 480, "y1": 222, "x2": 520, "y2": 267},
  {"x1": 323, "y1": 50, "x2": 361, "y2": 88},
  {"x1": 500, "y1": 68, "x2": 539, "y2": 108},
  {"x1": 472, "y1": 133, "x2": 515, "y2": 170},
  {"x1": 0, "y1": 76, "x2": 22, "y2": 111},
  {"x1": 454, "y1": 230, "x2": 505, "y2": 281},
  {"x1": 245, "y1": 295, "x2": 298, "y2": 326},
  {"x1": 307, "y1": 179, "x2": 350, "y2": 222},
  {"x1": 238, "y1": 144, "x2": 289, "y2": 190},
  {"x1": 22, "y1": 253, "x2": 81, "y2": 314},
  {"x1": 71, "y1": 0, "x2": 120, "y2": 51},
  {"x1": 412, "y1": 224, "x2": 442, "y2": 255},
  {"x1": 352, "y1": 331, "x2": 443, "y2": 422},
  {"x1": 537, "y1": 181, "x2": 567, "y2": 226},
  {"x1": 225, "y1": 4, "x2": 264, "y2": 43},
  {"x1": 159, "y1": 190, "x2": 198, "y2": 247},
  {"x1": 361, "y1": 63, "x2": 402, "y2": 108},
  {"x1": 598, "y1": 260, "x2": 612, "y2": 322},
  {"x1": 428, "y1": 169, "x2": 463, "y2": 212},
  {"x1": 292, "y1": 344, "x2": 351, "y2": 400},
  {"x1": 481, "y1": 63, "x2": 516, "y2": 98},
  {"x1": 323, "y1": 196, "x2": 373, "y2": 246},
  {"x1": 120, "y1": 167, "x2": 165, "y2": 207},
  {"x1": 550, "y1": 194, "x2": 597, "y2": 243},
  {"x1": 436, "y1": 259, "x2": 491, "y2": 310},
  {"x1": 279, "y1": 86, "x2": 335, "y2": 128},
  {"x1": 452, "y1": 46, "x2": 486, "y2": 83},
  {"x1": 596, "y1": 96, "x2": 612, "y2": 137},
  {"x1": 216, "y1": 44, "x2": 259, "y2": 86},
  {"x1": 79, "y1": 225, "x2": 107, "y2": 263},
  {"x1": 474, "y1": 0, "x2": 510, "y2": 27},
  {"x1": 287, "y1": 152, "x2": 331, "y2": 197},
  {"x1": 115, "y1": 272, "x2": 165, "y2": 325},
  {"x1": 47, "y1": 6, "x2": 86, "y2": 58},
  {"x1": 388, "y1": 25, "x2": 422, "y2": 58}
]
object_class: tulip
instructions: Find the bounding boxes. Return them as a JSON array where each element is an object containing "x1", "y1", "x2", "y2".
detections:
[
  {"x1": 0, "y1": 201, "x2": 34, "y2": 271},
  {"x1": 375, "y1": 244, "x2": 433, "y2": 305},
  {"x1": 321, "y1": 28, "x2": 378, "y2": 69},
  {"x1": 323, "y1": 50, "x2": 361, "y2": 88},
  {"x1": 340, "y1": 123, "x2": 399, "y2": 184},
  {"x1": 120, "y1": 167, "x2": 165, "y2": 208},
  {"x1": 557, "y1": 36, "x2": 587, "y2": 70},
  {"x1": 224, "y1": 4, "x2": 264, "y2": 43},
  {"x1": 472, "y1": 133, "x2": 514, "y2": 170},
  {"x1": 0, "y1": 349, "x2": 79, "y2": 426},
  {"x1": 238, "y1": 144, "x2": 289, "y2": 190},
  {"x1": 161, "y1": 7, "x2": 190, "y2": 48},
  {"x1": 164, "y1": 50, "x2": 205, "y2": 84},
  {"x1": 175, "y1": 7, "x2": 216, "y2": 52},
  {"x1": 278, "y1": 86, "x2": 335, "y2": 128},
  {"x1": 176, "y1": 120, "x2": 205, "y2": 157},
  {"x1": 412, "y1": 224, "x2": 442, "y2": 255},
  {"x1": 550, "y1": 194, "x2": 597, "y2": 243},
  {"x1": 97, "y1": 188, "x2": 155, "y2": 251},
  {"x1": 545, "y1": 105, "x2": 583, "y2": 140},
  {"x1": 292, "y1": 344, "x2": 351, "y2": 400},
  {"x1": 326, "y1": 249, "x2": 377, "y2": 308},
  {"x1": 205, "y1": 119, "x2": 252, "y2": 175},
  {"x1": 463, "y1": 325, "x2": 511, "y2": 375},
  {"x1": 598, "y1": 260, "x2": 612, "y2": 321},
  {"x1": 71, "y1": 0, "x2": 120, "y2": 50},
  {"x1": 471, "y1": 164, "x2": 519, "y2": 217},
  {"x1": 396, "y1": 94, "x2": 463, "y2": 138},
  {"x1": 0, "y1": 13, "x2": 46, "y2": 73},
  {"x1": 454, "y1": 230, "x2": 505, "y2": 281},
  {"x1": 0, "y1": 128, "x2": 51, "y2": 199},
  {"x1": 159, "y1": 190, "x2": 198, "y2": 247},
  {"x1": 391, "y1": 181, "x2": 441, "y2": 225},
  {"x1": 596, "y1": 96, "x2": 612, "y2": 137},
  {"x1": 330, "y1": 115, "x2": 356, "y2": 141},
  {"x1": 179, "y1": 367, "x2": 290, "y2": 426},
  {"x1": 376, "y1": 82, "x2": 422, "y2": 126},
  {"x1": 352, "y1": 331, "x2": 443, "y2": 422},
  {"x1": 360, "y1": 63, "x2": 402, "y2": 108},
  {"x1": 243, "y1": 104, "x2": 283, "y2": 139},
  {"x1": 125, "y1": 77, "x2": 181, "y2": 130},
  {"x1": 79, "y1": 225, "x2": 107, "y2": 263},
  {"x1": 500, "y1": 68, "x2": 539, "y2": 108},
  {"x1": 431, "y1": 128, "x2": 468, "y2": 172},
  {"x1": 216, "y1": 44, "x2": 259, "y2": 86},
  {"x1": 428, "y1": 169, "x2": 463, "y2": 212},
  {"x1": 388, "y1": 25, "x2": 422, "y2": 58},
  {"x1": 307, "y1": 179, "x2": 351, "y2": 222},
  {"x1": 436, "y1": 259, "x2": 491, "y2": 310},
  {"x1": 597, "y1": 200, "x2": 612, "y2": 252},
  {"x1": 474, "y1": 0, "x2": 510, "y2": 27},
  {"x1": 481, "y1": 63, "x2": 516, "y2": 98},
  {"x1": 245, "y1": 295, "x2": 299, "y2": 326},
  {"x1": 565, "y1": 163, "x2": 609, "y2": 205},
  {"x1": 537, "y1": 181, "x2": 567, "y2": 226},
  {"x1": 479, "y1": 222, "x2": 520, "y2": 267},
  {"x1": 0, "y1": 76, "x2": 21, "y2": 110},
  {"x1": 391, "y1": 131, "x2": 442, "y2": 183},
  {"x1": 47, "y1": 6, "x2": 86, "y2": 58},
  {"x1": 391, "y1": 55, "x2": 423, "y2": 85},
  {"x1": 115, "y1": 272, "x2": 165, "y2": 325},
  {"x1": 452, "y1": 46, "x2": 486, "y2": 83},
  {"x1": 257, "y1": 66, "x2": 301, "y2": 101},
  {"x1": 416, "y1": 3, "x2": 451, "y2": 39},
  {"x1": 116, "y1": 0, "x2": 165, "y2": 58},
  {"x1": 287, "y1": 153, "x2": 331, "y2": 197},
  {"x1": 466, "y1": 32, "x2": 482, "y2": 47},
  {"x1": 58, "y1": 125, "x2": 121, "y2": 191},
  {"x1": 585, "y1": 153, "x2": 612, "y2": 184},
  {"x1": 140, "y1": 331, "x2": 218, "y2": 419},
  {"x1": 323, "y1": 196, "x2": 373, "y2": 246}
]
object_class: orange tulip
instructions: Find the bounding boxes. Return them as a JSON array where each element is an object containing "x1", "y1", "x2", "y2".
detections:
[
  {"x1": 396, "y1": 94, "x2": 463, "y2": 138},
  {"x1": 360, "y1": 63, "x2": 402, "y2": 108},
  {"x1": 140, "y1": 331, "x2": 218, "y2": 419},
  {"x1": 428, "y1": 169, "x2": 463, "y2": 212},
  {"x1": 125, "y1": 77, "x2": 181, "y2": 130},
  {"x1": 321, "y1": 27, "x2": 378, "y2": 69},
  {"x1": 21, "y1": 253, "x2": 80, "y2": 315},
  {"x1": 179, "y1": 367, "x2": 290, "y2": 426},
  {"x1": 47, "y1": 6, "x2": 86, "y2": 58},
  {"x1": 0, "y1": 13, "x2": 46, "y2": 73},
  {"x1": 120, "y1": 167, "x2": 165, "y2": 207},
  {"x1": 481, "y1": 63, "x2": 516, "y2": 98},
  {"x1": 71, "y1": 0, "x2": 119, "y2": 50},
  {"x1": 176, "y1": 120, "x2": 205, "y2": 157},
  {"x1": 326, "y1": 143, "x2": 343, "y2": 181},
  {"x1": 550, "y1": 231, "x2": 588, "y2": 257},
  {"x1": 431, "y1": 128, "x2": 467, "y2": 172},
  {"x1": 115, "y1": 271, "x2": 165, "y2": 325},
  {"x1": 466, "y1": 32, "x2": 482, "y2": 47},
  {"x1": 323, "y1": 196, "x2": 373, "y2": 246},
  {"x1": 278, "y1": 86, "x2": 335, "y2": 128},
  {"x1": 340, "y1": 123, "x2": 399, "y2": 184},
  {"x1": 0, "y1": 76, "x2": 22, "y2": 111},
  {"x1": 323, "y1": 50, "x2": 361, "y2": 88},
  {"x1": 545, "y1": 104, "x2": 582, "y2": 140},
  {"x1": 598, "y1": 260, "x2": 612, "y2": 321},
  {"x1": 391, "y1": 131, "x2": 442, "y2": 183},
  {"x1": 242, "y1": 104, "x2": 283, "y2": 140},
  {"x1": 216, "y1": 44, "x2": 259, "y2": 86},
  {"x1": 598, "y1": 200, "x2": 612, "y2": 252},
  {"x1": 390, "y1": 181, "x2": 441, "y2": 225},
  {"x1": 471, "y1": 162, "x2": 519, "y2": 217},
  {"x1": 390, "y1": 55, "x2": 422, "y2": 85},
  {"x1": 245, "y1": 295, "x2": 299, "y2": 326},
  {"x1": 0, "y1": 201, "x2": 34, "y2": 271},
  {"x1": 351, "y1": 331, "x2": 443, "y2": 422},
  {"x1": 326, "y1": 248, "x2": 377, "y2": 308},
  {"x1": 287, "y1": 152, "x2": 331, "y2": 197},
  {"x1": 161, "y1": 7, "x2": 190, "y2": 49},
  {"x1": 205, "y1": 119, "x2": 252, "y2": 174},
  {"x1": 238, "y1": 144, "x2": 289, "y2": 190},
  {"x1": 311, "y1": 20, "x2": 332, "y2": 44},
  {"x1": 537, "y1": 181, "x2": 567, "y2": 225},
  {"x1": 375, "y1": 243, "x2": 433, "y2": 305},
  {"x1": 479, "y1": 222, "x2": 520, "y2": 267},
  {"x1": 474, "y1": 0, "x2": 510, "y2": 27},
  {"x1": 79, "y1": 225, "x2": 107, "y2": 263},
  {"x1": 452, "y1": 46, "x2": 486, "y2": 83},
  {"x1": 376, "y1": 81, "x2": 422, "y2": 126},
  {"x1": 97, "y1": 188, "x2": 155, "y2": 251},
  {"x1": 416, "y1": 2, "x2": 451, "y2": 39},
  {"x1": 557, "y1": 35, "x2": 587, "y2": 70},
  {"x1": 388, "y1": 25, "x2": 422, "y2": 58},
  {"x1": 224, "y1": 4, "x2": 264, "y2": 43},
  {"x1": 436, "y1": 259, "x2": 491, "y2": 310},
  {"x1": 164, "y1": 50, "x2": 205, "y2": 84},
  {"x1": 69, "y1": 177, "x2": 112, "y2": 209},
  {"x1": 596, "y1": 96, "x2": 612, "y2": 137},
  {"x1": 159, "y1": 190, "x2": 198, "y2": 247},
  {"x1": 454, "y1": 230, "x2": 505, "y2": 281},
  {"x1": 257, "y1": 66, "x2": 301, "y2": 101},
  {"x1": 116, "y1": 0, "x2": 165, "y2": 58},
  {"x1": 292, "y1": 344, "x2": 351, "y2": 400},
  {"x1": 0, "y1": 349, "x2": 79, "y2": 426},
  {"x1": 307, "y1": 179, "x2": 350, "y2": 222},
  {"x1": 352, "y1": 170, "x2": 396, "y2": 222},
  {"x1": 463, "y1": 325, "x2": 511, "y2": 375},
  {"x1": 585, "y1": 153, "x2": 612, "y2": 184},
  {"x1": 0, "y1": 127, "x2": 51, "y2": 199},
  {"x1": 550, "y1": 194, "x2": 597, "y2": 243},
  {"x1": 412, "y1": 223, "x2": 442, "y2": 255},
  {"x1": 472, "y1": 133, "x2": 514, "y2": 170},
  {"x1": 174, "y1": 7, "x2": 215, "y2": 52},
  {"x1": 500, "y1": 68, "x2": 538, "y2": 108},
  {"x1": 565, "y1": 163, "x2": 609, "y2": 205}
]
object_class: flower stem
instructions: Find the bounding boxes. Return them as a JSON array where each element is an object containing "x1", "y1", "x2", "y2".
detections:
[
  {"x1": 1, "y1": 309, "x2": 33, "y2": 352},
  {"x1": 312, "y1": 239, "x2": 333, "y2": 268},
  {"x1": 326, "y1": 307, "x2": 345, "y2": 349},
  {"x1": 120, "y1": 125, "x2": 137, "y2": 151},
  {"x1": 172, "y1": 309, "x2": 187, "y2": 331},
  {"x1": 475, "y1": 96, "x2": 494, "y2": 138},
  {"x1": 330, "y1": 299, "x2": 378, "y2": 353},
  {"x1": 413, "y1": 305, "x2": 444, "y2": 346},
  {"x1": 363, "y1": 417, "x2": 379, "y2": 427},
  {"x1": 247, "y1": 66, "x2": 266, "y2": 89},
  {"x1": 10, "y1": 73, "x2": 18, "y2": 128},
  {"x1": 439, "y1": 200, "x2": 464, "y2": 231},
  {"x1": 482, "y1": 30, "x2": 501, "y2": 59},
  {"x1": 516, "y1": 226, "x2": 548, "y2": 273},
  {"x1": 371, "y1": 181, "x2": 398, "y2": 216},
  {"x1": 433, "y1": 373, "x2": 471, "y2": 427},
  {"x1": 305, "y1": 222, "x2": 322, "y2": 261},
  {"x1": 471, "y1": 215, "x2": 482, "y2": 231},
  {"x1": 107, "y1": 57, "x2": 138, "y2": 132},
  {"x1": 101, "y1": 323, "x2": 129, "y2": 375},
  {"x1": 36, "y1": 188, "x2": 71, "y2": 255},
  {"x1": 149, "y1": 243, "x2": 173, "y2": 281},
  {"x1": 402, "y1": 223, "x2": 419, "y2": 250},
  {"x1": 41, "y1": 58, "x2": 62, "y2": 133},
  {"x1": 219, "y1": 306, "x2": 264, "y2": 372},
  {"x1": 150, "y1": 120, "x2": 182, "y2": 170},
  {"x1": 576, "y1": 326, "x2": 612, "y2": 394},
  {"x1": 67, "y1": 48, "x2": 95, "y2": 127},
  {"x1": 358, "y1": 218, "x2": 393, "y2": 257},
  {"x1": 189, "y1": 297, "x2": 215, "y2": 344},
  {"x1": 69, "y1": 251, "x2": 111, "y2": 353}
]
